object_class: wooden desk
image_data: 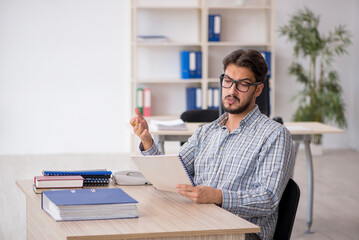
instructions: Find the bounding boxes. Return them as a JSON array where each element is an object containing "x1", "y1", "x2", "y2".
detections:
[
  {"x1": 151, "y1": 121, "x2": 344, "y2": 233},
  {"x1": 16, "y1": 180, "x2": 259, "y2": 240}
]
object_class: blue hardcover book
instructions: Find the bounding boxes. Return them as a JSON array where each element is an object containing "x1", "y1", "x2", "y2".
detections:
[
  {"x1": 208, "y1": 14, "x2": 221, "y2": 42},
  {"x1": 260, "y1": 51, "x2": 271, "y2": 78},
  {"x1": 41, "y1": 188, "x2": 138, "y2": 221},
  {"x1": 181, "y1": 51, "x2": 200, "y2": 79}
]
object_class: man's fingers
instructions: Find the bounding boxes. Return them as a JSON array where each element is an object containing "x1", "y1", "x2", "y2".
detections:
[
  {"x1": 134, "y1": 108, "x2": 143, "y2": 119},
  {"x1": 130, "y1": 117, "x2": 136, "y2": 126},
  {"x1": 176, "y1": 184, "x2": 194, "y2": 190}
]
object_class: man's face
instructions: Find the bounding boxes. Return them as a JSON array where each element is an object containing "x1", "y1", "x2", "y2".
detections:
[{"x1": 222, "y1": 64, "x2": 263, "y2": 114}]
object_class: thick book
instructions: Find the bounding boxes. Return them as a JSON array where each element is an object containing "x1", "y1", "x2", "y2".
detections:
[
  {"x1": 34, "y1": 176, "x2": 84, "y2": 189},
  {"x1": 130, "y1": 155, "x2": 195, "y2": 192},
  {"x1": 150, "y1": 119, "x2": 187, "y2": 131},
  {"x1": 41, "y1": 188, "x2": 138, "y2": 221}
]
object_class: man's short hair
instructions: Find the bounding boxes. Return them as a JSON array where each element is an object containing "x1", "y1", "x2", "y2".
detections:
[{"x1": 222, "y1": 49, "x2": 268, "y2": 83}]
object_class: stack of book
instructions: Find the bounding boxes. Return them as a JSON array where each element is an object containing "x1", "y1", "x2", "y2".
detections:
[
  {"x1": 136, "y1": 35, "x2": 168, "y2": 43},
  {"x1": 43, "y1": 170, "x2": 112, "y2": 186},
  {"x1": 150, "y1": 119, "x2": 187, "y2": 131},
  {"x1": 33, "y1": 169, "x2": 113, "y2": 194}
]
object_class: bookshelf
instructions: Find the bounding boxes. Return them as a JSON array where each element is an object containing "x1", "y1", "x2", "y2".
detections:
[{"x1": 131, "y1": 0, "x2": 275, "y2": 118}]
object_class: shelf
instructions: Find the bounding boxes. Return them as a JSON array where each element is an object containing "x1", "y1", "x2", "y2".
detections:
[
  {"x1": 208, "y1": 78, "x2": 221, "y2": 83},
  {"x1": 144, "y1": 115, "x2": 182, "y2": 121},
  {"x1": 134, "y1": 42, "x2": 202, "y2": 47},
  {"x1": 208, "y1": 42, "x2": 271, "y2": 47},
  {"x1": 131, "y1": 0, "x2": 275, "y2": 125},
  {"x1": 208, "y1": 6, "x2": 271, "y2": 10},
  {"x1": 135, "y1": 79, "x2": 203, "y2": 84},
  {"x1": 135, "y1": 6, "x2": 201, "y2": 10}
]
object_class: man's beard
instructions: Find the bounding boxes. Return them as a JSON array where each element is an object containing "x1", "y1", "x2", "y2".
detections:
[{"x1": 222, "y1": 93, "x2": 254, "y2": 114}]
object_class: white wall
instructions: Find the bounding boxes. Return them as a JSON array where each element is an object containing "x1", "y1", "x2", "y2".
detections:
[
  {"x1": 275, "y1": 0, "x2": 359, "y2": 150},
  {"x1": 0, "y1": 0, "x2": 131, "y2": 155},
  {"x1": 0, "y1": 0, "x2": 358, "y2": 155}
]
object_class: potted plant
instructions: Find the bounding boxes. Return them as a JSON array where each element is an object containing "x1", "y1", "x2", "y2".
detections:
[{"x1": 279, "y1": 7, "x2": 352, "y2": 145}]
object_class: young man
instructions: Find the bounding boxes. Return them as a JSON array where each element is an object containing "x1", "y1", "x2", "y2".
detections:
[{"x1": 130, "y1": 49, "x2": 295, "y2": 240}]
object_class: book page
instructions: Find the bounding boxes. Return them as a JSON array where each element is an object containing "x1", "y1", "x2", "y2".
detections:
[{"x1": 130, "y1": 155, "x2": 194, "y2": 192}]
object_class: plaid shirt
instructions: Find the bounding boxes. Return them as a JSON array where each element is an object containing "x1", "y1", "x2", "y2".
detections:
[{"x1": 141, "y1": 105, "x2": 295, "y2": 240}]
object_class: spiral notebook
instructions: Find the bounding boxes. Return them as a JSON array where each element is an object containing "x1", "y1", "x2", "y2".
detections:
[
  {"x1": 42, "y1": 170, "x2": 112, "y2": 186},
  {"x1": 130, "y1": 154, "x2": 195, "y2": 192}
]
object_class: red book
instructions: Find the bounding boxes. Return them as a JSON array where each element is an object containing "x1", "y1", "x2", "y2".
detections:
[
  {"x1": 34, "y1": 175, "x2": 84, "y2": 189},
  {"x1": 143, "y1": 88, "x2": 151, "y2": 117}
]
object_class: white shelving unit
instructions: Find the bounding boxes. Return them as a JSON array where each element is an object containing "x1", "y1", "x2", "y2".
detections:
[{"x1": 131, "y1": 0, "x2": 275, "y2": 119}]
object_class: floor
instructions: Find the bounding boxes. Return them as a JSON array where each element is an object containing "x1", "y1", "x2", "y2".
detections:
[{"x1": 0, "y1": 149, "x2": 358, "y2": 240}]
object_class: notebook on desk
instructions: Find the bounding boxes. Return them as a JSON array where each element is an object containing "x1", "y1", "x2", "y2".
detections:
[{"x1": 130, "y1": 155, "x2": 195, "y2": 193}]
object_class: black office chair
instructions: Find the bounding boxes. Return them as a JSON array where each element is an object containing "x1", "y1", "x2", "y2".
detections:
[
  {"x1": 180, "y1": 109, "x2": 220, "y2": 123},
  {"x1": 273, "y1": 178, "x2": 300, "y2": 240}
]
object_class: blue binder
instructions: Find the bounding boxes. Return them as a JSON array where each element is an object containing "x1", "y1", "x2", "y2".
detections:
[
  {"x1": 260, "y1": 51, "x2": 271, "y2": 78},
  {"x1": 186, "y1": 87, "x2": 202, "y2": 110},
  {"x1": 195, "y1": 51, "x2": 202, "y2": 78},
  {"x1": 186, "y1": 87, "x2": 196, "y2": 110},
  {"x1": 181, "y1": 51, "x2": 202, "y2": 79},
  {"x1": 208, "y1": 14, "x2": 221, "y2": 42}
]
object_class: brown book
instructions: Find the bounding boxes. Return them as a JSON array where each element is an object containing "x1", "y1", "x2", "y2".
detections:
[{"x1": 34, "y1": 175, "x2": 84, "y2": 189}]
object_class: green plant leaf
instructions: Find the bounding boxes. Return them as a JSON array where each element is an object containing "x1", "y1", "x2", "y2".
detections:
[{"x1": 279, "y1": 6, "x2": 351, "y2": 130}]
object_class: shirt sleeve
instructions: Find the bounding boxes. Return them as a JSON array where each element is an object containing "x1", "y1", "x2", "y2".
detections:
[
  {"x1": 221, "y1": 127, "x2": 295, "y2": 218},
  {"x1": 139, "y1": 139, "x2": 163, "y2": 156}
]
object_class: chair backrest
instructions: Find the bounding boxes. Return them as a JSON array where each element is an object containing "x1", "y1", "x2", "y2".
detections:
[
  {"x1": 273, "y1": 178, "x2": 300, "y2": 240},
  {"x1": 180, "y1": 109, "x2": 219, "y2": 123}
]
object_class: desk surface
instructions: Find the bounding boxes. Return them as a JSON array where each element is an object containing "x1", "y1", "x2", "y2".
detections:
[
  {"x1": 17, "y1": 180, "x2": 259, "y2": 240},
  {"x1": 151, "y1": 121, "x2": 344, "y2": 136}
]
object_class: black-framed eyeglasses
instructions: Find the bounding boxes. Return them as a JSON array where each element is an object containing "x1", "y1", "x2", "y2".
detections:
[{"x1": 220, "y1": 74, "x2": 262, "y2": 92}]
